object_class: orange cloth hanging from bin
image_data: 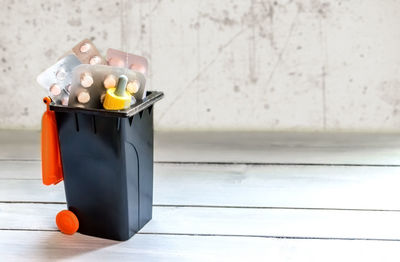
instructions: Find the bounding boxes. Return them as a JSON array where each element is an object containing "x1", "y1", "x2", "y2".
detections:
[{"x1": 41, "y1": 97, "x2": 64, "y2": 185}]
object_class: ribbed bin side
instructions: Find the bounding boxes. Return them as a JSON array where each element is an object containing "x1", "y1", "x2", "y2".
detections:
[{"x1": 124, "y1": 106, "x2": 154, "y2": 229}]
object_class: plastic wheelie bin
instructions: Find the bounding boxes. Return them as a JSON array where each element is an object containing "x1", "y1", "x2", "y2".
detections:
[{"x1": 47, "y1": 91, "x2": 163, "y2": 241}]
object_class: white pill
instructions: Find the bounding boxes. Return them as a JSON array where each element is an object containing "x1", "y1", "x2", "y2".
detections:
[
  {"x1": 80, "y1": 43, "x2": 91, "y2": 53},
  {"x1": 77, "y1": 91, "x2": 90, "y2": 104},
  {"x1": 100, "y1": 92, "x2": 106, "y2": 103},
  {"x1": 56, "y1": 68, "x2": 66, "y2": 80},
  {"x1": 61, "y1": 97, "x2": 69, "y2": 105},
  {"x1": 130, "y1": 64, "x2": 146, "y2": 74},
  {"x1": 108, "y1": 57, "x2": 125, "y2": 67},
  {"x1": 103, "y1": 74, "x2": 117, "y2": 89},
  {"x1": 49, "y1": 84, "x2": 61, "y2": 96},
  {"x1": 80, "y1": 72, "x2": 94, "y2": 88},
  {"x1": 89, "y1": 56, "x2": 102, "y2": 65},
  {"x1": 126, "y1": 80, "x2": 140, "y2": 94}
]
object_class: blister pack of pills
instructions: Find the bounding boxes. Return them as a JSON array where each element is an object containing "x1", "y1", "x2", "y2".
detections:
[
  {"x1": 68, "y1": 64, "x2": 146, "y2": 109},
  {"x1": 37, "y1": 54, "x2": 82, "y2": 105},
  {"x1": 106, "y1": 48, "x2": 148, "y2": 75},
  {"x1": 37, "y1": 38, "x2": 150, "y2": 110},
  {"x1": 72, "y1": 39, "x2": 107, "y2": 65}
]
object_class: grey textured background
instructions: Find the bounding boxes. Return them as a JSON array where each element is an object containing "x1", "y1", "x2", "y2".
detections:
[{"x1": 0, "y1": 0, "x2": 399, "y2": 131}]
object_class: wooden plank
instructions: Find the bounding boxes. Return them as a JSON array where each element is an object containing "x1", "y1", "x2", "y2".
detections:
[
  {"x1": 1, "y1": 231, "x2": 400, "y2": 262},
  {"x1": 2, "y1": 161, "x2": 400, "y2": 210},
  {"x1": 3, "y1": 130, "x2": 400, "y2": 165},
  {"x1": 0, "y1": 179, "x2": 65, "y2": 203},
  {"x1": 2, "y1": 203, "x2": 400, "y2": 240},
  {"x1": 155, "y1": 131, "x2": 400, "y2": 165},
  {"x1": 154, "y1": 163, "x2": 400, "y2": 210},
  {"x1": 0, "y1": 160, "x2": 41, "y2": 179}
]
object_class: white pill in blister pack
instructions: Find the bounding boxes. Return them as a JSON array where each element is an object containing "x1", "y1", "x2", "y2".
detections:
[
  {"x1": 72, "y1": 39, "x2": 107, "y2": 65},
  {"x1": 106, "y1": 48, "x2": 148, "y2": 75},
  {"x1": 68, "y1": 64, "x2": 146, "y2": 109},
  {"x1": 36, "y1": 55, "x2": 82, "y2": 105}
]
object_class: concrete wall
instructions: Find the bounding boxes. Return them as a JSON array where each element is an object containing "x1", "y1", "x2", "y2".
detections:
[{"x1": 1, "y1": 0, "x2": 399, "y2": 132}]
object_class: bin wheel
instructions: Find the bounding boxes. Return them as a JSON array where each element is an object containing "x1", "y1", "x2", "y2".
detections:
[{"x1": 56, "y1": 210, "x2": 79, "y2": 235}]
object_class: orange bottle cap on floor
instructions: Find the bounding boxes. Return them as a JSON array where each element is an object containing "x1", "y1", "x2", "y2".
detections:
[{"x1": 56, "y1": 210, "x2": 79, "y2": 235}]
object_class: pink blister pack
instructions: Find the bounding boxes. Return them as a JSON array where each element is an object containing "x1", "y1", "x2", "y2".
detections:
[
  {"x1": 72, "y1": 39, "x2": 107, "y2": 65},
  {"x1": 106, "y1": 48, "x2": 148, "y2": 75}
]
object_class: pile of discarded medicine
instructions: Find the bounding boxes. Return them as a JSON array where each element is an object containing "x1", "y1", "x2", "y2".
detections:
[{"x1": 37, "y1": 39, "x2": 148, "y2": 111}]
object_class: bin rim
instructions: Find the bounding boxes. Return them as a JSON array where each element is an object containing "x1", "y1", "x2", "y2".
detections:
[{"x1": 50, "y1": 91, "x2": 164, "y2": 118}]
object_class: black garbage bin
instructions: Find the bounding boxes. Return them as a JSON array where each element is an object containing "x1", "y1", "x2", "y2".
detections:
[{"x1": 49, "y1": 91, "x2": 164, "y2": 241}]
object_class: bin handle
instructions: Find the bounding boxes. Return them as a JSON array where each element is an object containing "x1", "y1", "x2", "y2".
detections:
[{"x1": 41, "y1": 97, "x2": 64, "y2": 185}]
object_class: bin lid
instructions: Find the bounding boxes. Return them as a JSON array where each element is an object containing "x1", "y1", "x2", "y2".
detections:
[{"x1": 50, "y1": 91, "x2": 164, "y2": 118}]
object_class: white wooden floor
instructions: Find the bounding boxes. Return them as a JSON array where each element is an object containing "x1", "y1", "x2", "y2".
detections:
[{"x1": 1, "y1": 130, "x2": 400, "y2": 261}]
